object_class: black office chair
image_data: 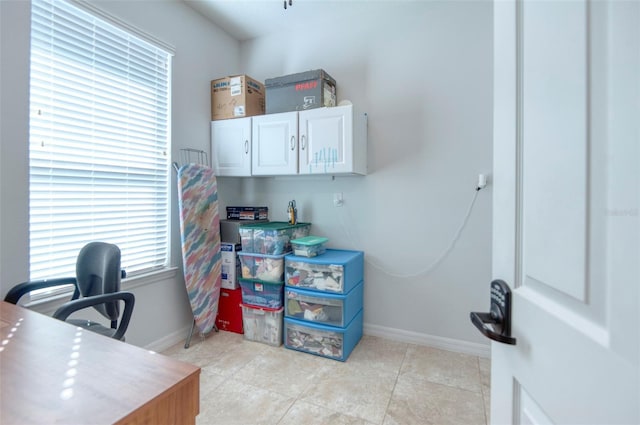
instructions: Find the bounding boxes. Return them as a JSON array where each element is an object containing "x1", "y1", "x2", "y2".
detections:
[{"x1": 4, "y1": 242, "x2": 135, "y2": 341}]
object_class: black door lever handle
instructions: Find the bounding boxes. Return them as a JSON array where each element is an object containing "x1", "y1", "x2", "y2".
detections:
[
  {"x1": 470, "y1": 279, "x2": 517, "y2": 345},
  {"x1": 470, "y1": 311, "x2": 516, "y2": 345}
]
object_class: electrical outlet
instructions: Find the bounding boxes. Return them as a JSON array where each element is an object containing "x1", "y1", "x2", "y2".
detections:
[{"x1": 333, "y1": 192, "x2": 344, "y2": 207}]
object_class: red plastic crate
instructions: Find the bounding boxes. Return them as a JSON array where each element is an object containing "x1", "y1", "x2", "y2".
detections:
[{"x1": 216, "y1": 288, "x2": 243, "y2": 334}]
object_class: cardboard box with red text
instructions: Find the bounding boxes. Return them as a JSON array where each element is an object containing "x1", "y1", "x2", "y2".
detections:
[{"x1": 265, "y1": 69, "x2": 336, "y2": 114}]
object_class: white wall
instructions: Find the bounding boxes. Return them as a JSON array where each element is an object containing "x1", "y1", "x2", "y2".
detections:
[
  {"x1": 1, "y1": 0, "x2": 493, "y2": 352},
  {"x1": 222, "y1": 1, "x2": 494, "y2": 349},
  {"x1": 1, "y1": 0, "x2": 31, "y2": 302},
  {"x1": 0, "y1": 0, "x2": 241, "y2": 349}
]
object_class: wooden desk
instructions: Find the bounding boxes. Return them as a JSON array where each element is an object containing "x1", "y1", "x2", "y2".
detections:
[{"x1": 0, "y1": 301, "x2": 200, "y2": 424}]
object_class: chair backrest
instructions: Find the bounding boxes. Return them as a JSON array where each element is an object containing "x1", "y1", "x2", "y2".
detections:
[{"x1": 75, "y1": 242, "x2": 122, "y2": 321}]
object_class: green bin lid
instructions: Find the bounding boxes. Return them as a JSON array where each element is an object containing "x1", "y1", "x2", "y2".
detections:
[
  {"x1": 239, "y1": 221, "x2": 310, "y2": 230},
  {"x1": 290, "y1": 235, "x2": 329, "y2": 246}
]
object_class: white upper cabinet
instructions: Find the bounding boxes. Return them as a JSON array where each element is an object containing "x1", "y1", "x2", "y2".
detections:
[
  {"x1": 251, "y1": 111, "x2": 298, "y2": 176},
  {"x1": 252, "y1": 104, "x2": 367, "y2": 176},
  {"x1": 211, "y1": 117, "x2": 252, "y2": 176},
  {"x1": 299, "y1": 105, "x2": 366, "y2": 175}
]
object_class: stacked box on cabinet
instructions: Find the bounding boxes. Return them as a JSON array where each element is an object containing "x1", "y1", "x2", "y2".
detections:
[
  {"x1": 211, "y1": 74, "x2": 265, "y2": 121},
  {"x1": 283, "y1": 249, "x2": 364, "y2": 361},
  {"x1": 237, "y1": 221, "x2": 310, "y2": 346},
  {"x1": 265, "y1": 69, "x2": 337, "y2": 114}
]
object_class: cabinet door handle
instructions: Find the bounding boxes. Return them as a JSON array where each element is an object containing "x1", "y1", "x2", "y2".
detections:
[
  {"x1": 290, "y1": 135, "x2": 296, "y2": 151},
  {"x1": 244, "y1": 140, "x2": 249, "y2": 154},
  {"x1": 301, "y1": 135, "x2": 306, "y2": 150}
]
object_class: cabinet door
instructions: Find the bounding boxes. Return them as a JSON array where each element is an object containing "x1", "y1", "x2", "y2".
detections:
[
  {"x1": 252, "y1": 112, "x2": 298, "y2": 176},
  {"x1": 211, "y1": 118, "x2": 251, "y2": 176},
  {"x1": 299, "y1": 105, "x2": 354, "y2": 175}
]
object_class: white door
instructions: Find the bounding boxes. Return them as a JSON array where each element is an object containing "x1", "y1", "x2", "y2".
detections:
[
  {"x1": 252, "y1": 111, "x2": 298, "y2": 176},
  {"x1": 299, "y1": 105, "x2": 353, "y2": 175},
  {"x1": 211, "y1": 117, "x2": 251, "y2": 176},
  {"x1": 491, "y1": 0, "x2": 639, "y2": 424}
]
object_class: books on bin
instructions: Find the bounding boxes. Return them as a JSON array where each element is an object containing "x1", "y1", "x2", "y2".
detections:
[{"x1": 226, "y1": 206, "x2": 268, "y2": 220}]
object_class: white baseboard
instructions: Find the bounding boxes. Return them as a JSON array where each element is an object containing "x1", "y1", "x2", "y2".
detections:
[
  {"x1": 145, "y1": 321, "x2": 491, "y2": 359},
  {"x1": 363, "y1": 323, "x2": 491, "y2": 358},
  {"x1": 144, "y1": 324, "x2": 193, "y2": 353}
]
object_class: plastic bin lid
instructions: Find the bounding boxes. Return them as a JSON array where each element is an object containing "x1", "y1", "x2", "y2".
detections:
[
  {"x1": 286, "y1": 248, "x2": 364, "y2": 263},
  {"x1": 237, "y1": 251, "x2": 289, "y2": 259},
  {"x1": 239, "y1": 278, "x2": 284, "y2": 285},
  {"x1": 239, "y1": 221, "x2": 311, "y2": 230},
  {"x1": 290, "y1": 236, "x2": 329, "y2": 246},
  {"x1": 240, "y1": 303, "x2": 284, "y2": 313}
]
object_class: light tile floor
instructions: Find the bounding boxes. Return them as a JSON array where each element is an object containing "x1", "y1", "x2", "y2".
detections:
[{"x1": 162, "y1": 331, "x2": 491, "y2": 425}]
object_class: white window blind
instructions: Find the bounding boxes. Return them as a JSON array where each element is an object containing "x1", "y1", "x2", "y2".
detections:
[{"x1": 29, "y1": 0, "x2": 172, "y2": 281}]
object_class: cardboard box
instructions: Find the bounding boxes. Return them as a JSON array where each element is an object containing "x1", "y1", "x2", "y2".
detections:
[
  {"x1": 211, "y1": 75, "x2": 265, "y2": 120},
  {"x1": 221, "y1": 243, "x2": 241, "y2": 289},
  {"x1": 220, "y1": 219, "x2": 269, "y2": 244},
  {"x1": 216, "y1": 288, "x2": 243, "y2": 334},
  {"x1": 265, "y1": 69, "x2": 336, "y2": 114}
]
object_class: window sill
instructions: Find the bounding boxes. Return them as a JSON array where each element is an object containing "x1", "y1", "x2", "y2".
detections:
[
  {"x1": 24, "y1": 266, "x2": 180, "y2": 315},
  {"x1": 123, "y1": 266, "x2": 179, "y2": 290}
]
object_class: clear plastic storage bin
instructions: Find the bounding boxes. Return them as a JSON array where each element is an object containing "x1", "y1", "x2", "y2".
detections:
[
  {"x1": 239, "y1": 222, "x2": 311, "y2": 255},
  {"x1": 284, "y1": 280, "x2": 363, "y2": 327},
  {"x1": 241, "y1": 304, "x2": 283, "y2": 346},
  {"x1": 290, "y1": 236, "x2": 328, "y2": 257},
  {"x1": 238, "y1": 252, "x2": 286, "y2": 282},
  {"x1": 239, "y1": 278, "x2": 284, "y2": 309}
]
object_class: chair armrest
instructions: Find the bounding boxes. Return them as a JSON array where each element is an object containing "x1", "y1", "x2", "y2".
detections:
[
  {"x1": 53, "y1": 292, "x2": 135, "y2": 341},
  {"x1": 4, "y1": 277, "x2": 78, "y2": 305}
]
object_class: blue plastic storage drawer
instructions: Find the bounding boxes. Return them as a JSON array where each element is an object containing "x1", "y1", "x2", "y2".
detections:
[
  {"x1": 239, "y1": 278, "x2": 284, "y2": 309},
  {"x1": 284, "y1": 280, "x2": 363, "y2": 327},
  {"x1": 285, "y1": 249, "x2": 364, "y2": 294},
  {"x1": 284, "y1": 309, "x2": 363, "y2": 362}
]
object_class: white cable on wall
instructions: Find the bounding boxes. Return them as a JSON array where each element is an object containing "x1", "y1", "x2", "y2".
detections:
[{"x1": 339, "y1": 187, "x2": 483, "y2": 279}]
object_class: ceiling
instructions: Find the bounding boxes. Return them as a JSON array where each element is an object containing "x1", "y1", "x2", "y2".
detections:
[{"x1": 182, "y1": 0, "x2": 394, "y2": 42}]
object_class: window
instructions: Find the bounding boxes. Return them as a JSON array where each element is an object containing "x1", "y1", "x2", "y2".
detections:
[{"x1": 29, "y1": 0, "x2": 173, "y2": 282}]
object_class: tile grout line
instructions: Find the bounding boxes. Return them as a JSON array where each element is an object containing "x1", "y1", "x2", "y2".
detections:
[
  {"x1": 379, "y1": 342, "x2": 411, "y2": 425},
  {"x1": 274, "y1": 352, "x2": 365, "y2": 424},
  {"x1": 274, "y1": 348, "x2": 313, "y2": 425},
  {"x1": 478, "y1": 356, "x2": 489, "y2": 425}
]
